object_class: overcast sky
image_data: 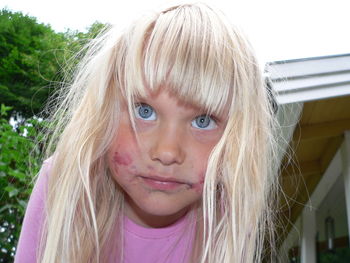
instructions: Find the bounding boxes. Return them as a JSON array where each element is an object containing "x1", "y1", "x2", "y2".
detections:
[{"x1": 2, "y1": 0, "x2": 350, "y2": 63}]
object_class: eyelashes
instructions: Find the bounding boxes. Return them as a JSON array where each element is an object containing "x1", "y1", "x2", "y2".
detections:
[
  {"x1": 134, "y1": 103, "x2": 157, "y2": 120},
  {"x1": 191, "y1": 115, "x2": 217, "y2": 130},
  {"x1": 134, "y1": 103, "x2": 218, "y2": 130}
]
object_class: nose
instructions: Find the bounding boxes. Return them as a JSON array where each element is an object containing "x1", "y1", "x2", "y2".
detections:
[{"x1": 149, "y1": 125, "x2": 185, "y2": 165}]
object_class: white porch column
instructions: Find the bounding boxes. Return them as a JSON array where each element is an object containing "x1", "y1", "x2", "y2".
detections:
[
  {"x1": 341, "y1": 131, "x2": 350, "y2": 239},
  {"x1": 300, "y1": 207, "x2": 317, "y2": 263}
]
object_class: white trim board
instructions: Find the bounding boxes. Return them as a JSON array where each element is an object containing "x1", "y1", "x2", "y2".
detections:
[{"x1": 266, "y1": 54, "x2": 350, "y2": 104}]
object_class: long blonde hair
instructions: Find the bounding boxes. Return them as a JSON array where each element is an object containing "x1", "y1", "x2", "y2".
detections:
[{"x1": 40, "y1": 2, "x2": 278, "y2": 262}]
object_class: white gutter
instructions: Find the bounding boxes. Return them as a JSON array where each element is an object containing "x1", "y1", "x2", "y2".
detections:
[{"x1": 266, "y1": 54, "x2": 350, "y2": 105}]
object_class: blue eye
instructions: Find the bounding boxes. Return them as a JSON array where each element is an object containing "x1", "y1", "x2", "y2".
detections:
[
  {"x1": 134, "y1": 103, "x2": 157, "y2": 120},
  {"x1": 191, "y1": 115, "x2": 217, "y2": 130}
]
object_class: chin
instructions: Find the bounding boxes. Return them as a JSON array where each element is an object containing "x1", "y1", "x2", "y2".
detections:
[
  {"x1": 155, "y1": 206, "x2": 189, "y2": 217},
  {"x1": 131, "y1": 191, "x2": 199, "y2": 219},
  {"x1": 138, "y1": 197, "x2": 190, "y2": 217}
]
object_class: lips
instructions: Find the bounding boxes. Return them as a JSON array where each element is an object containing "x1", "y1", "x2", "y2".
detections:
[{"x1": 140, "y1": 175, "x2": 191, "y2": 191}]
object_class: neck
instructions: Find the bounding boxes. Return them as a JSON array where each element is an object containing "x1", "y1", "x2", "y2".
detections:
[{"x1": 124, "y1": 196, "x2": 190, "y2": 228}]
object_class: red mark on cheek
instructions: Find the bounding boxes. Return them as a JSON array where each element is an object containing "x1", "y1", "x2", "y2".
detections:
[{"x1": 113, "y1": 152, "x2": 132, "y2": 166}]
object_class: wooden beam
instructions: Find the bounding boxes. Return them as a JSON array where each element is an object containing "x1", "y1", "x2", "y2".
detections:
[
  {"x1": 320, "y1": 136, "x2": 344, "y2": 171},
  {"x1": 276, "y1": 172, "x2": 322, "y2": 249},
  {"x1": 293, "y1": 119, "x2": 350, "y2": 142},
  {"x1": 277, "y1": 137, "x2": 344, "y2": 246},
  {"x1": 282, "y1": 160, "x2": 321, "y2": 177},
  {"x1": 287, "y1": 172, "x2": 323, "y2": 230},
  {"x1": 281, "y1": 139, "x2": 343, "y2": 227}
]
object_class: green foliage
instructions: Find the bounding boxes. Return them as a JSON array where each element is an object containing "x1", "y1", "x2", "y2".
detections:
[
  {"x1": 0, "y1": 104, "x2": 43, "y2": 262},
  {"x1": 0, "y1": 9, "x2": 108, "y2": 118},
  {"x1": 319, "y1": 248, "x2": 350, "y2": 263},
  {"x1": 0, "y1": 9, "x2": 68, "y2": 118},
  {"x1": 0, "y1": 9, "x2": 107, "y2": 261}
]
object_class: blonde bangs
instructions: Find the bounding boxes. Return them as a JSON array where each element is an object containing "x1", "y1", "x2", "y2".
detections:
[{"x1": 120, "y1": 4, "x2": 240, "y2": 115}]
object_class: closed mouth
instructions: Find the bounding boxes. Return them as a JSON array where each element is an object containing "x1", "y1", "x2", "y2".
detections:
[
  {"x1": 142, "y1": 175, "x2": 188, "y2": 184},
  {"x1": 139, "y1": 175, "x2": 192, "y2": 190}
]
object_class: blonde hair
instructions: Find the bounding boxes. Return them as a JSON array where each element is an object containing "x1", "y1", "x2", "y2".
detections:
[{"x1": 40, "y1": 2, "x2": 279, "y2": 262}]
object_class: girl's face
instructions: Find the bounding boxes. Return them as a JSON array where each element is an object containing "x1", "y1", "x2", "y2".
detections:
[{"x1": 108, "y1": 88, "x2": 227, "y2": 227}]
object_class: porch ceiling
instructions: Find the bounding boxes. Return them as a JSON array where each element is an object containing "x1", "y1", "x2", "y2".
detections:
[{"x1": 279, "y1": 94, "x2": 350, "y2": 233}]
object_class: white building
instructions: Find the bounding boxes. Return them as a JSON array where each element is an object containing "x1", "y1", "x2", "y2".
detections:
[{"x1": 266, "y1": 53, "x2": 350, "y2": 263}]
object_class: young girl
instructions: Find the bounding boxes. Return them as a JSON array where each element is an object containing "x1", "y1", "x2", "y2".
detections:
[{"x1": 15, "y1": 2, "x2": 278, "y2": 263}]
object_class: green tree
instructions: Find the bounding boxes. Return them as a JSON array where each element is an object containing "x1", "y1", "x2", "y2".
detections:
[
  {"x1": 0, "y1": 11, "x2": 108, "y2": 261},
  {"x1": 0, "y1": 104, "x2": 43, "y2": 262},
  {"x1": 0, "y1": 9, "x2": 108, "y2": 118},
  {"x1": 0, "y1": 9, "x2": 68, "y2": 118}
]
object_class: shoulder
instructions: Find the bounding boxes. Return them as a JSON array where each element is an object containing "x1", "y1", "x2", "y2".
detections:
[
  {"x1": 32, "y1": 157, "x2": 53, "y2": 199},
  {"x1": 14, "y1": 158, "x2": 53, "y2": 263}
]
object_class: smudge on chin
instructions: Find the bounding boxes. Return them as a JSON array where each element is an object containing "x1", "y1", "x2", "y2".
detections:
[
  {"x1": 199, "y1": 171, "x2": 205, "y2": 182},
  {"x1": 147, "y1": 165, "x2": 154, "y2": 171},
  {"x1": 192, "y1": 181, "x2": 204, "y2": 194},
  {"x1": 192, "y1": 173, "x2": 205, "y2": 194},
  {"x1": 130, "y1": 165, "x2": 137, "y2": 173},
  {"x1": 113, "y1": 152, "x2": 132, "y2": 166}
]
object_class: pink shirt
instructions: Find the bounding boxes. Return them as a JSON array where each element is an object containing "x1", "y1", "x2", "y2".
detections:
[
  {"x1": 123, "y1": 213, "x2": 195, "y2": 263},
  {"x1": 15, "y1": 160, "x2": 195, "y2": 263}
]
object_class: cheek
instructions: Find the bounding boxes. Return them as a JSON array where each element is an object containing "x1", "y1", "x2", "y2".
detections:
[
  {"x1": 109, "y1": 125, "x2": 140, "y2": 172},
  {"x1": 111, "y1": 151, "x2": 138, "y2": 176},
  {"x1": 191, "y1": 146, "x2": 211, "y2": 173},
  {"x1": 191, "y1": 138, "x2": 215, "y2": 161},
  {"x1": 190, "y1": 147, "x2": 211, "y2": 194},
  {"x1": 113, "y1": 151, "x2": 132, "y2": 166}
]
